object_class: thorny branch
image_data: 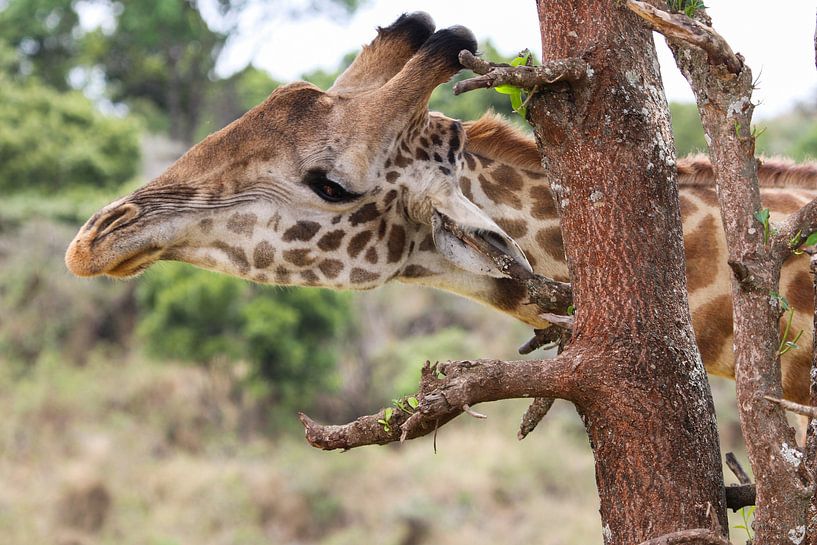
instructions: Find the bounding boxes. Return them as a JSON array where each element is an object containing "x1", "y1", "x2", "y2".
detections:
[
  {"x1": 453, "y1": 50, "x2": 589, "y2": 95},
  {"x1": 300, "y1": 351, "x2": 588, "y2": 451},
  {"x1": 625, "y1": 0, "x2": 742, "y2": 75}
]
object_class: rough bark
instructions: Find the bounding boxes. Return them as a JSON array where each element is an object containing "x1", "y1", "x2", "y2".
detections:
[
  {"x1": 808, "y1": 254, "x2": 817, "y2": 545},
  {"x1": 529, "y1": 1, "x2": 725, "y2": 542},
  {"x1": 631, "y1": 3, "x2": 813, "y2": 542}
]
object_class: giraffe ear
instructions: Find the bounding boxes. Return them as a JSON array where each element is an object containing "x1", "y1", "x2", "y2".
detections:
[
  {"x1": 329, "y1": 12, "x2": 436, "y2": 96},
  {"x1": 430, "y1": 195, "x2": 532, "y2": 278}
]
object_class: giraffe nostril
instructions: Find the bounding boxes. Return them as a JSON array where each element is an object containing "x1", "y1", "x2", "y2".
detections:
[{"x1": 93, "y1": 203, "x2": 140, "y2": 241}]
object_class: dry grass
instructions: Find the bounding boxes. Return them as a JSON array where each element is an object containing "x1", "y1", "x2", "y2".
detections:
[{"x1": 0, "y1": 347, "x2": 757, "y2": 545}]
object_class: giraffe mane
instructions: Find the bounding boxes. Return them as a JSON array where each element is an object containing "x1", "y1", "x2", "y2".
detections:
[
  {"x1": 464, "y1": 113, "x2": 817, "y2": 189},
  {"x1": 463, "y1": 112, "x2": 543, "y2": 171},
  {"x1": 677, "y1": 154, "x2": 817, "y2": 188}
]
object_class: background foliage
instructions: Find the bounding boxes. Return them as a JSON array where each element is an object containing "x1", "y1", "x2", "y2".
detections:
[{"x1": 0, "y1": 0, "x2": 815, "y2": 542}]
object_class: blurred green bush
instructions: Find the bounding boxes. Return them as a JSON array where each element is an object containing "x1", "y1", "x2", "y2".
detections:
[
  {"x1": 136, "y1": 264, "x2": 353, "y2": 409},
  {"x1": 0, "y1": 70, "x2": 141, "y2": 193}
]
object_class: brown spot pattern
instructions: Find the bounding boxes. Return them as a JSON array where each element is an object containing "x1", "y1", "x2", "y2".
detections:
[
  {"x1": 383, "y1": 190, "x2": 398, "y2": 207},
  {"x1": 464, "y1": 152, "x2": 477, "y2": 171},
  {"x1": 213, "y1": 241, "x2": 250, "y2": 274},
  {"x1": 349, "y1": 203, "x2": 379, "y2": 226},
  {"x1": 394, "y1": 154, "x2": 412, "y2": 168},
  {"x1": 253, "y1": 241, "x2": 275, "y2": 269},
  {"x1": 459, "y1": 176, "x2": 474, "y2": 202},
  {"x1": 226, "y1": 212, "x2": 257, "y2": 237},
  {"x1": 679, "y1": 196, "x2": 698, "y2": 217},
  {"x1": 765, "y1": 193, "x2": 804, "y2": 214},
  {"x1": 492, "y1": 165, "x2": 525, "y2": 190},
  {"x1": 529, "y1": 186, "x2": 557, "y2": 219},
  {"x1": 387, "y1": 225, "x2": 406, "y2": 263},
  {"x1": 317, "y1": 230, "x2": 345, "y2": 251},
  {"x1": 419, "y1": 234, "x2": 435, "y2": 251},
  {"x1": 199, "y1": 218, "x2": 213, "y2": 234},
  {"x1": 350, "y1": 268, "x2": 379, "y2": 284},
  {"x1": 690, "y1": 187, "x2": 718, "y2": 206},
  {"x1": 283, "y1": 220, "x2": 321, "y2": 242},
  {"x1": 347, "y1": 231, "x2": 373, "y2": 258},
  {"x1": 401, "y1": 265, "x2": 435, "y2": 278},
  {"x1": 535, "y1": 227, "x2": 565, "y2": 260},
  {"x1": 301, "y1": 270, "x2": 319, "y2": 285},
  {"x1": 318, "y1": 259, "x2": 343, "y2": 279},
  {"x1": 785, "y1": 269, "x2": 814, "y2": 315},
  {"x1": 491, "y1": 278, "x2": 525, "y2": 311},
  {"x1": 478, "y1": 174, "x2": 522, "y2": 209},
  {"x1": 691, "y1": 295, "x2": 733, "y2": 364},
  {"x1": 274, "y1": 266, "x2": 291, "y2": 283},
  {"x1": 365, "y1": 247, "x2": 379, "y2": 264},
  {"x1": 684, "y1": 215, "x2": 718, "y2": 291},
  {"x1": 495, "y1": 218, "x2": 528, "y2": 239},
  {"x1": 283, "y1": 249, "x2": 316, "y2": 267},
  {"x1": 386, "y1": 171, "x2": 400, "y2": 183}
]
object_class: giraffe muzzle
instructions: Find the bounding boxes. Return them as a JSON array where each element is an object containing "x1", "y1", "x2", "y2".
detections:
[{"x1": 65, "y1": 201, "x2": 163, "y2": 278}]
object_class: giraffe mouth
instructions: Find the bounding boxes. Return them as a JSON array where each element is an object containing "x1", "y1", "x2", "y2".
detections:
[{"x1": 104, "y1": 246, "x2": 164, "y2": 278}]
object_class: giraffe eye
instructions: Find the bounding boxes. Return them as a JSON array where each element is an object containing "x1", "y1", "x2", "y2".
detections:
[{"x1": 304, "y1": 170, "x2": 360, "y2": 203}]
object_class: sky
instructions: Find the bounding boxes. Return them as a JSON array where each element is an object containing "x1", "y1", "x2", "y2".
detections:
[{"x1": 210, "y1": 0, "x2": 817, "y2": 120}]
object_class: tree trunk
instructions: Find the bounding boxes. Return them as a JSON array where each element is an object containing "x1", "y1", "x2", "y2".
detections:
[{"x1": 530, "y1": 2, "x2": 726, "y2": 542}]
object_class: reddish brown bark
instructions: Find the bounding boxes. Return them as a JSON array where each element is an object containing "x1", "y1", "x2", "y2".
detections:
[
  {"x1": 530, "y1": 1, "x2": 725, "y2": 542},
  {"x1": 640, "y1": 5, "x2": 813, "y2": 542}
]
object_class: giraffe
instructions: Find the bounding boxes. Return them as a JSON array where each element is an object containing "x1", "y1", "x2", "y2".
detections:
[{"x1": 66, "y1": 12, "x2": 817, "y2": 404}]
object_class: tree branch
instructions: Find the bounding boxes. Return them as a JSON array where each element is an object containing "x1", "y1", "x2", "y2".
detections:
[
  {"x1": 625, "y1": 0, "x2": 742, "y2": 75},
  {"x1": 300, "y1": 351, "x2": 591, "y2": 450},
  {"x1": 771, "y1": 197, "x2": 817, "y2": 261},
  {"x1": 725, "y1": 484, "x2": 756, "y2": 511},
  {"x1": 439, "y1": 214, "x2": 573, "y2": 317},
  {"x1": 764, "y1": 395, "x2": 817, "y2": 419},
  {"x1": 453, "y1": 50, "x2": 588, "y2": 95},
  {"x1": 636, "y1": 528, "x2": 731, "y2": 545},
  {"x1": 518, "y1": 396, "x2": 555, "y2": 440},
  {"x1": 649, "y1": 0, "x2": 813, "y2": 538},
  {"x1": 725, "y1": 452, "x2": 752, "y2": 485}
]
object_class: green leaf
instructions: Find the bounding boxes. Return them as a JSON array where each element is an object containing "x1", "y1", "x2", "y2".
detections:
[
  {"x1": 509, "y1": 92, "x2": 523, "y2": 112},
  {"x1": 754, "y1": 208, "x2": 770, "y2": 224},
  {"x1": 566, "y1": 305, "x2": 575, "y2": 316},
  {"x1": 383, "y1": 407, "x2": 394, "y2": 422},
  {"x1": 805, "y1": 231, "x2": 817, "y2": 247},
  {"x1": 510, "y1": 52, "x2": 530, "y2": 67},
  {"x1": 407, "y1": 396, "x2": 419, "y2": 409},
  {"x1": 494, "y1": 84, "x2": 519, "y2": 95}
]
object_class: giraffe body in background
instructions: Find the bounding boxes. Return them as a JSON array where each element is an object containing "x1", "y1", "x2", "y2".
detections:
[{"x1": 66, "y1": 12, "x2": 817, "y2": 403}]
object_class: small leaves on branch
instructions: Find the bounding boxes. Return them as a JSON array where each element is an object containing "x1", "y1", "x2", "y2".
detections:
[
  {"x1": 454, "y1": 50, "x2": 589, "y2": 97},
  {"x1": 668, "y1": 0, "x2": 706, "y2": 18},
  {"x1": 754, "y1": 208, "x2": 771, "y2": 244},
  {"x1": 493, "y1": 50, "x2": 533, "y2": 120}
]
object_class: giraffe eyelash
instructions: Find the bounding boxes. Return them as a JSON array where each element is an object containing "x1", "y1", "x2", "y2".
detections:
[{"x1": 303, "y1": 169, "x2": 362, "y2": 203}]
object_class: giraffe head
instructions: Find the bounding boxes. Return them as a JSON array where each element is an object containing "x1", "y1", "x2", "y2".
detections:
[{"x1": 65, "y1": 13, "x2": 531, "y2": 293}]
